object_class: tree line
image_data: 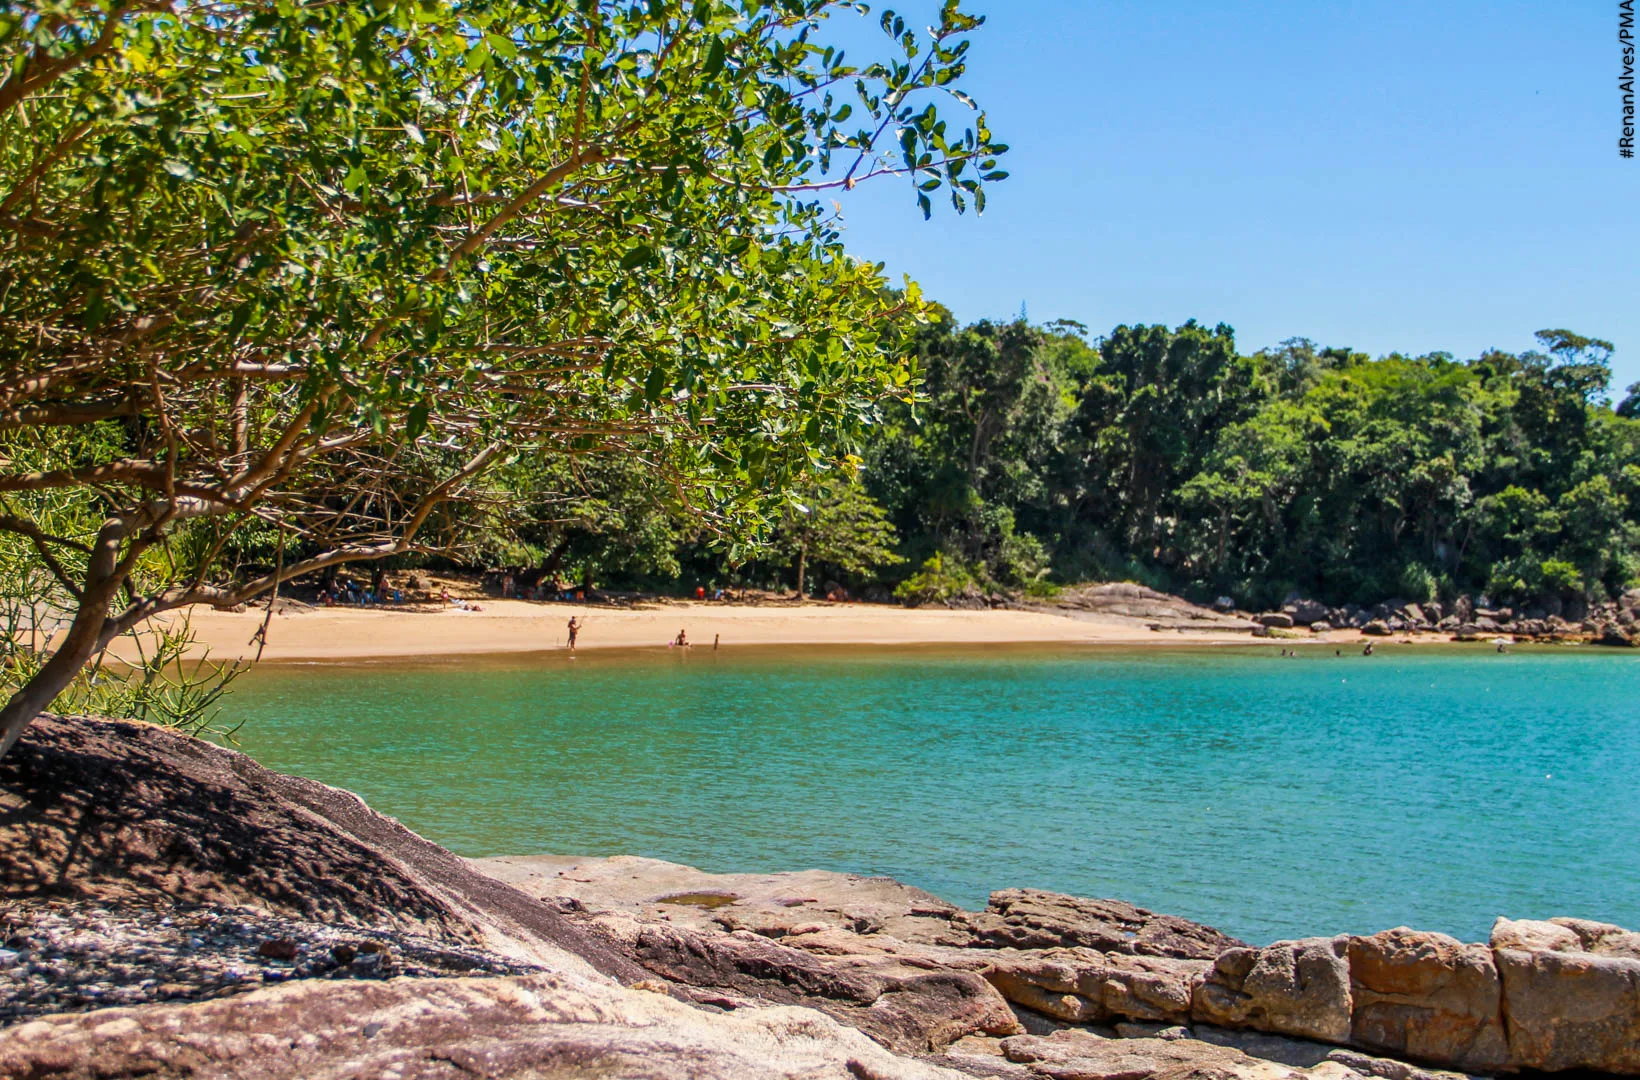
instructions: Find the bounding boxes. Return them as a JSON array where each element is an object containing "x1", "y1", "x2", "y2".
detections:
[{"x1": 535, "y1": 314, "x2": 1639, "y2": 611}]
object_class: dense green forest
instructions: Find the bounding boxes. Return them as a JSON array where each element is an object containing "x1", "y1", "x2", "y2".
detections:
[{"x1": 514, "y1": 313, "x2": 1640, "y2": 610}]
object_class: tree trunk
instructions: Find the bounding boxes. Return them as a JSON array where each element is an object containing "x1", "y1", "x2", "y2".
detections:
[
  {"x1": 0, "y1": 516, "x2": 128, "y2": 760},
  {"x1": 795, "y1": 540, "x2": 807, "y2": 601},
  {"x1": 534, "y1": 535, "x2": 572, "y2": 585}
]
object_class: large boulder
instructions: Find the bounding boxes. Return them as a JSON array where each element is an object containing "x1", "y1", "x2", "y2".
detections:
[
  {"x1": 0, "y1": 715, "x2": 643, "y2": 980},
  {"x1": 1592, "y1": 622, "x2": 1637, "y2": 647},
  {"x1": 1490, "y1": 917, "x2": 1640, "y2": 1073},
  {"x1": 1345, "y1": 929, "x2": 1507, "y2": 1072},
  {"x1": 1257, "y1": 613, "x2": 1296, "y2": 629},
  {"x1": 951, "y1": 889, "x2": 1246, "y2": 959},
  {"x1": 1193, "y1": 937, "x2": 1353, "y2": 1045},
  {"x1": 982, "y1": 949, "x2": 1207, "y2": 1025},
  {"x1": 1284, "y1": 600, "x2": 1330, "y2": 626}
]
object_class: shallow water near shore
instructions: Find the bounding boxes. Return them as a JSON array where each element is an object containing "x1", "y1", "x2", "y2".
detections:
[{"x1": 225, "y1": 643, "x2": 1639, "y2": 945}]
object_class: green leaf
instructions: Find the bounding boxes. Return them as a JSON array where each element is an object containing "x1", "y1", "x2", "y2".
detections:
[
  {"x1": 620, "y1": 244, "x2": 656, "y2": 270},
  {"x1": 704, "y1": 38, "x2": 726, "y2": 76},
  {"x1": 406, "y1": 401, "x2": 430, "y2": 440}
]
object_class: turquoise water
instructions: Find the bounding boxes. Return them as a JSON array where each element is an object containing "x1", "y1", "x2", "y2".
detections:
[{"x1": 224, "y1": 645, "x2": 1640, "y2": 946}]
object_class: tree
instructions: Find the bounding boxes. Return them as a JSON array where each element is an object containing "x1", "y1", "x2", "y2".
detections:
[
  {"x1": 0, "y1": 0, "x2": 1006, "y2": 756},
  {"x1": 774, "y1": 474, "x2": 902, "y2": 597}
]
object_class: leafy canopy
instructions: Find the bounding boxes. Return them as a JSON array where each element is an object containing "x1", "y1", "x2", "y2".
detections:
[{"x1": 0, "y1": 0, "x2": 1005, "y2": 752}]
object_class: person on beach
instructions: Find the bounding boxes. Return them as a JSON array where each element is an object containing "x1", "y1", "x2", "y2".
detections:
[
  {"x1": 1362, "y1": 642, "x2": 1374, "y2": 656},
  {"x1": 673, "y1": 628, "x2": 689, "y2": 648},
  {"x1": 713, "y1": 633, "x2": 720, "y2": 651},
  {"x1": 567, "y1": 616, "x2": 580, "y2": 650}
]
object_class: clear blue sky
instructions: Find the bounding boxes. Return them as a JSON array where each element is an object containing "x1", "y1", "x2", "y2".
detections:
[{"x1": 827, "y1": 1, "x2": 1640, "y2": 389}]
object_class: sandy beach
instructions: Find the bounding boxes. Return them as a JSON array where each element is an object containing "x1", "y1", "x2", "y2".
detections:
[{"x1": 144, "y1": 599, "x2": 1353, "y2": 664}]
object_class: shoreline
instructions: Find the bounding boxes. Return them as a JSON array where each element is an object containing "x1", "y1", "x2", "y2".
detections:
[{"x1": 137, "y1": 599, "x2": 1444, "y2": 664}]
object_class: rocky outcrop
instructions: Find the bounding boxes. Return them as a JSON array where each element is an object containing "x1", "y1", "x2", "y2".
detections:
[
  {"x1": 474, "y1": 856, "x2": 1640, "y2": 1076},
  {"x1": 1346, "y1": 930, "x2": 1507, "y2": 1073},
  {"x1": 947, "y1": 889, "x2": 1246, "y2": 959},
  {"x1": 1035, "y1": 583, "x2": 1260, "y2": 633},
  {"x1": 1194, "y1": 937, "x2": 1353, "y2": 1044},
  {"x1": 7, "y1": 715, "x2": 1640, "y2": 1079},
  {"x1": 0, "y1": 971, "x2": 969, "y2": 1080},
  {"x1": 0, "y1": 714, "x2": 645, "y2": 981},
  {"x1": 606, "y1": 915, "x2": 1019, "y2": 1052},
  {"x1": 1284, "y1": 599, "x2": 1331, "y2": 626},
  {"x1": 1490, "y1": 917, "x2": 1640, "y2": 1073},
  {"x1": 983, "y1": 950, "x2": 1205, "y2": 1025}
]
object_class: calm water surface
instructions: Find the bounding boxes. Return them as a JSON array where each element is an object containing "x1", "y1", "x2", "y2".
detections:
[{"x1": 225, "y1": 644, "x2": 1640, "y2": 945}]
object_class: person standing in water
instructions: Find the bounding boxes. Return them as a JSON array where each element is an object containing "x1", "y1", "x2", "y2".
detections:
[{"x1": 566, "y1": 616, "x2": 580, "y2": 650}]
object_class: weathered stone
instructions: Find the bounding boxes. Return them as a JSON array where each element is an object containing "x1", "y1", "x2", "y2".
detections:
[
  {"x1": 1284, "y1": 600, "x2": 1330, "y2": 626},
  {"x1": 613, "y1": 919, "x2": 1019, "y2": 1052},
  {"x1": 1549, "y1": 917, "x2": 1640, "y2": 960},
  {"x1": 1361, "y1": 621, "x2": 1391, "y2": 637},
  {"x1": 1593, "y1": 622, "x2": 1636, "y2": 647},
  {"x1": 1324, "y1": 1048, "x2": 1479, "y2": 1080},
  {"x1": 999, "y1": 1029, "x2": 1328, "y2": 1080},
  {"x1": 1115, "y1": 1022, "x2": 1191, "y2": 1041},
  {"x1": 1193, "y1": 937, "x2": 1352, "y2": 1044},
  {"x1": 0, "y1": 715, "x2": 644, "y2": 982},
  {"x1": 257, "y1": 937, "x2": 299, "y2": 961},
  {"x1": 1344, "y1": 929, "x2": 1506, "y2": 1072},
  {"x1": 952, "y1": 890, "x2": 1245, "y2": 960},
  {"x1": 1309, "y1": 622, "x2": 1333, "y2": 634},
  {"x1": 1258, "y1": 613, "x2": 1296, "y2": 629},
  {"x1": 1488, "y1": 917, "x2": 1579, "y2": 954},
  {"x1": 1494, "y1": 945, "x2": 1640, "y2": 1073},
  {"x1": 0, "y1": 972, "x2": 968, "y2": 1080},
  {"x1": 1193, "y1": 1025, "x2": 1338, "y2": 1068},
  {"x1": 982, "y1": 949, "x2": 1207, "y2": 1025}
]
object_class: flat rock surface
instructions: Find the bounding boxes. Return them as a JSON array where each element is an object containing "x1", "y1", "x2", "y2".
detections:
[
  {"x1": 953, "y1": 889, "x2": 1247, "y2": 958},
  {"x1": 0, "y1": 971, "x2": 972, "y2": 1080},
  {"x1": 478, "y1": 853, "x2": 967, "y2": 946}
]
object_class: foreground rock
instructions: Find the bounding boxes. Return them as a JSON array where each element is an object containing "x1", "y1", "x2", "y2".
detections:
[
  {"x1": 0, "y1": 971, "x2": 968, "y2": 1080},
  {"x1": 949, "y1": 889, "x2": 1247, "y2": 958},
  {"x1": 1490, "y1": 918, "x2": 1640, "y2": 1073},
  {"x1": 1194, "y1": 937, "x2": 1353, "y2": 1044},
  {"x1": 1346, "y1": 930, "x2": 1508, "y2": 1073},
  {"x1": 0, "y1": 714, "x2": 644, "y2": 980},
  {"x1": 0, "y1": 898, "x2": 538, "y2": 1025},
  {"x1": 6, "y1": 715, "x2": 1640, "y2": 1079}
]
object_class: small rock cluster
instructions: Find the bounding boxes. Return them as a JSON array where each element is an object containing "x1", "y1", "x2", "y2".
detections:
[
  {"x1": 0, "y1": 898, "x2": 541, "y2": 1024},
  {"x1": 1252, "y1": 588, "x2": 1640, "y2": 644}
]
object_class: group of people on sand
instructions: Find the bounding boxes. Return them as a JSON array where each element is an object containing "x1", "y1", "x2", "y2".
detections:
[
  {"x1": 319, "y1": 568, "x2": 404, "y2": 608},
  {"x1": 560, "y1": 617, "x2": 716, "y2": 652}
]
